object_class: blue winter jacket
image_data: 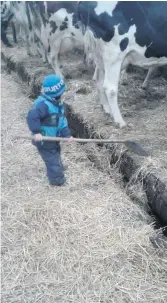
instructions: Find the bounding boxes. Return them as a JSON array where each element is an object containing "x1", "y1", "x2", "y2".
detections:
[{"x1": 26, "y1": 95, "x2": 71, "y2": 149}]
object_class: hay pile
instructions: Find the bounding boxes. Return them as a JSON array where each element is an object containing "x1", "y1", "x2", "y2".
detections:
[{"x1": 1, "y1": 64, "x2": 167, "y2": 302}]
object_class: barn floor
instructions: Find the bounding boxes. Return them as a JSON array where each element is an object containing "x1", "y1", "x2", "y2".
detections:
[
  {"x1": 1, "y1": 54, "x2": 167, "y2": 302},
  {"x1": 1, "y1": 43, "x2": 167, "y2": 222},
  {"x1": 2, "y1": 44, "x2": 167, "y2": 179}
]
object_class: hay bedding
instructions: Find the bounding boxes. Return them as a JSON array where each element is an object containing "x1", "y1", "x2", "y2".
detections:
[
  {"x1": 1, "y1": 63, "x2": 167, "y2": 302},
  {"x1": 61, "y1": 54, "x2": 167, "y2": 183},
  {"x1": 2, "y1": 44, "x2": 167, "y2": 184}
]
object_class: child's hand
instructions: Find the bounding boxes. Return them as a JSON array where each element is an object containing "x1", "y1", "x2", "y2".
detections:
[
  {"x1": 34, "y1": 133, "x2": 43, "y2": 141},
  {"x1": 67, "y1": 136, "x2": 73, "y2": 143}
]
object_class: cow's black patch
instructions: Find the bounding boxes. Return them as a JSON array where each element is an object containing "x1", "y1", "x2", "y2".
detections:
[
  {"x1": 120, "y1": 37, "x2": 129, "y2": 52},
  {"x1": 60, "y1": 21, "x2": 68, "y2": 31},
  {"x1": 75, "y1": 1, "x2": 167, "y2": 57},
  {"x1": 71, "y1": 32, "x2": 75, "y2": 36},
  {"x1": 34, "y1": 1, "x2": 167, "y2": 59},
  {"x1": 118, "y1": 22, "x2": 131, "y2": 35},
  {"x1": 48, "y1": 11, "x2": 51, "y2": 18},
  {"x1": 50, "y1": 21, "x2": 58, "y2": 34},
  {"x1": 75, "y1": 1, "x2": 115, "y2": 41},
  {"x1": 73, "y1": 21, "x2": 79, "y2": 29},
  {"x1": 64, "y1": 17, "x2": 68, "y2": 21}
]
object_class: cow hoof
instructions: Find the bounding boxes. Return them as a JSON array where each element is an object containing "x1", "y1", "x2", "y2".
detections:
[
  {"x1": 126, "y1": 123, "x2": 133, "y2": 129},
  {"x1": 114, "y1": 121, "x2": 126, "y2": 129},
  {"x1": 118, "y1": 121, "x2": 127, "y2": 128},
  {"x1": 121, "y1": 122, "x2": 134, "y2": 129},
  {"x1": 102, "y1": 105, "x2": 110, "y2": 115},
  {"x1": 121, "y1": 79, "x2": 128, "y2": 86},
  {"x1": 104, "y1": 110, "x2": 110, "y2": 115}
]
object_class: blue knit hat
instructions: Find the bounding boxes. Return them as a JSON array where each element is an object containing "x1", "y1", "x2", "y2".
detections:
[{"x1": 41, "y1": 74, "x2": 65, "y2": 97}]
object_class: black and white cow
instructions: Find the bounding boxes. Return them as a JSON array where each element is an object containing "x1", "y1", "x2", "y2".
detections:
[
  {"x1": 76, "y1": 1, "x2": 167, "y2": 127},
  {"x1": 6, "y1": 1, "x2": 85, "y2": 74},
  {"x1": 28, "y1": 1, "x2": 84, "y2": 75}
]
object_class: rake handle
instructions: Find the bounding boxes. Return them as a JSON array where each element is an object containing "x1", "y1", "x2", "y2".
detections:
[
  {"x1": 15, "y1": 135, "x2": 136, "y2": 144},
  {"x1": 15, "y1": 135, "x2": 149, "y2": 156}
]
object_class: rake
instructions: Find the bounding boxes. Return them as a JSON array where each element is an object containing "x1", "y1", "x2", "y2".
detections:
[{"x1": 15, "y1": 135, "x2": 149, "y2": 157}]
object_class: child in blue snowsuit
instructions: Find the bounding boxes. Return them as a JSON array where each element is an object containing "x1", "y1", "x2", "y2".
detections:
[{"x1": 26, "y1": 74, "x2": 73, "y2": 186}]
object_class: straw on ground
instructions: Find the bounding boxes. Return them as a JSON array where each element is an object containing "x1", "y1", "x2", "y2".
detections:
[{"x1": 1, "y1": 65, "x2": 167, "y2": 302}]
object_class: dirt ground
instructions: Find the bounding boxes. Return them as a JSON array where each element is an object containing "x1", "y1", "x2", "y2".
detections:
[{"x1": 1, "y1": 59, "x2": 167, "y2": 301}]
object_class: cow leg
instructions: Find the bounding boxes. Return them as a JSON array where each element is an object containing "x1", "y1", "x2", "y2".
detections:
[
  {"x1": 1, "y1": 21, "x2": 13, "y2": 47},
  {"x1": 104, "y1": 60, "x2": 126, "y2": 128},
  {"x1": 19, "y1": 25, "x2": 24, "y2": 41},
  {"x1": 48, "y1": 43, "x2": 63, "y2": 77},
  {"x1": 14, "y1": 22, "x2": 21, "y2": 42},
  {"x1": 121, "y1": 68, "x2": 129, "y2": 85},
  {"x1": 28, "y1": 32, "x2": 37, "y2": 56},
  {"x1": 43, "y1": 50, "x2": 49, "y2": 64},
  {"x1": 44, "y1": 50, "x2": 49, "y2": 63},
  {"x1": 39, "y1": 40, "x2": 48, "y2": 63},
  {"x1": 95, "y1": 67, "x2": 110, "y2": 114},
  {"x1": 48, "y1": 54, "x2": 62, "y2": 76},
  {"x1": 25, "y1": 34, "x2": 32, "y2": 56},
  {"x1": 23, "y1": 26, "x2": 32, "y2": 56},
  {"x1": 25, "y1": 30, "x2": 35, "y2": 57},
  {"x1": 11, "y1": 22, "x2": 17, "y2": 43},
  {"x1": 142, "y1": 67, "x2": 156, "y2": 90},
  {"x1": 100, "y1": 88, "x2": 111, "y2": 115},
  {"x1": 37, "y1": 44, "x2": 48, "y2": 63},
  {"x1": 120, "y1": 56, "x2": 129, "y2": 85},
  {"x1": 93, "y1": 66, "x2": 98, "y2": 81}
]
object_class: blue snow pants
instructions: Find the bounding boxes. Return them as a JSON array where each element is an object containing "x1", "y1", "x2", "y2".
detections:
[{"x1": 37, "y1": 144, "x2": 66, "y2": 185}]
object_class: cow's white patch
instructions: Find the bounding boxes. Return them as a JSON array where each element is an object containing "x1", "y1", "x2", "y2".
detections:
[
  {"x1": 39, "y1": 8, "x2": 84, "y2": 76},
  {"x1": 44, "y1": 2, "x2": 47, "y2": 15},
  {"x1": 95, "y1": 1, "x2": 118, "y2": 16},
  {"x1": 50, "y1": 8, "x2": 72, "y2": 25}
]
